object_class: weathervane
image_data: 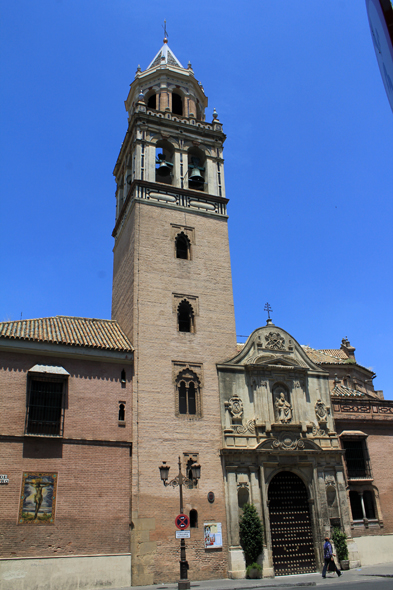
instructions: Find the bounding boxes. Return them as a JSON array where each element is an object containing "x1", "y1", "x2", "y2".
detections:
[
  {"x1": 162, "y1": 20, "x2": 168, "y2": 43},
  {"x1": 264, "y1": 302, "x2": 273, "y2": 320}
]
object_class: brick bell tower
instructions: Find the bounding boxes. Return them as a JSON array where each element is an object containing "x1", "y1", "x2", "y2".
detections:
[{"x1": 111, "y1": 35, "x2": 237, "y2": 585}]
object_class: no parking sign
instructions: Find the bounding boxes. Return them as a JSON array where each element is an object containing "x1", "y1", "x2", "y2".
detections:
[{"x1": 175, "y1": 513, "x2": 190, "y2": 530}]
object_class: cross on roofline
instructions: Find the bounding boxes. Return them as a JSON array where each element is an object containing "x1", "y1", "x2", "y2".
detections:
[{"x1": 264, "y1": 302, "x2": 273, "y2": 319}]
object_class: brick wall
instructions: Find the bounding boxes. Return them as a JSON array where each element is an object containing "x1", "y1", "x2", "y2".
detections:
[
  {"x1": 335, "y1": 419, "x2": 393, "y2": 535},
  {"x1": 0, "y1": 351, "x2": 132, "y2": 558},
  {"x1": 112, "y1": 201, "x2": 237, "y2": 584}
]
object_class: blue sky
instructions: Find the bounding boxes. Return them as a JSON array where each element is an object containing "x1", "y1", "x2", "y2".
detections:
[{"x1": 1, "y1": 2, "x2": 392, "y2": 398}]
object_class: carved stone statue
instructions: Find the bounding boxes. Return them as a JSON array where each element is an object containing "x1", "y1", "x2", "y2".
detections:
[{"x1": 274, "y1": 391, "x2": 292, "y2": 423}]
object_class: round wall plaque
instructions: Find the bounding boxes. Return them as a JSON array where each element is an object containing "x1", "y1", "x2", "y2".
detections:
[{"x1": 207, "y1": 491, "x2": 215, "y2": 503}]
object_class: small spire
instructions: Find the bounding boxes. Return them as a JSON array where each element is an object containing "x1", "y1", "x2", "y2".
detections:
[
  {"x1": 188, "y1": 61, "x2": 192, "y2": 69},
  {"x1": 212, "y1": 108, "x2": 218, "y2": 120},
  {"x1": 136, "y1": 64, "x2": 141, "y2": 74},
  {"x1": 163, "y1": 19, "x2": 168, "y2": 44}
]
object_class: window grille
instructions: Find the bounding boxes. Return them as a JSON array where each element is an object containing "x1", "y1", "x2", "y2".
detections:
[
  {"x1": 25, "y1": 378, "x2": 64, "y2": 436},
  {"x1": 342, "y1": 440, "x2": 372, "y2": 479}
]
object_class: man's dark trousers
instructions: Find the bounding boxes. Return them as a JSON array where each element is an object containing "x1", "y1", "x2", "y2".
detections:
[{"x1": 322, "y1": 558, "x2": 342, "y2": 578}]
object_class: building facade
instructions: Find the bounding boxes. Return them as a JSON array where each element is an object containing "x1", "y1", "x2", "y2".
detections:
[
  {"x1": 218, "y1": 321, "x2": 360, "y2": 578},
  {"x1": 1, "y1": 38, "x2": 393, "y2": 590},
  {"x1": 0, "y1": 317, "x2": 134, "y2": 589},
  {"x1": 304, "y1": 339, "x2": 393, "y2": 564}
]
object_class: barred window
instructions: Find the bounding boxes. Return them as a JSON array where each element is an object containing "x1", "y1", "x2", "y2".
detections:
[
  {"x1": 25, "y1": 378, "x2": 65, "y2": 436},
  {"x1": 342, "y1": 439, "x2": 371, "y2": 479}
]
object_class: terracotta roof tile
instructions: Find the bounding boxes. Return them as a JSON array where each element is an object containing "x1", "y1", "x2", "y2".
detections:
[
  {"x1": 302, "y1": 345, "x2": 348, "y2": 364},
  {"x1": 0, "y1": 316, "x2": 134, "y2": 353},
  {"x1": 331, "y1": 384, "x2": 365, "y2": 398}
]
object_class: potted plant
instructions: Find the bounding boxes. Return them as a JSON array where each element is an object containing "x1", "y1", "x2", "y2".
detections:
[
  {"x1": 239, "y1": 503, "x2": 264, "y2": 578},
  {"x1": 332, "y1": 527, "x2": 349, "y2": 570}
]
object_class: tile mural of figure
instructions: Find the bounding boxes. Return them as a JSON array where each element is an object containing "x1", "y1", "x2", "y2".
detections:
[{"x1": 18, "y1": 473, "x2": 57, "y2": 524}]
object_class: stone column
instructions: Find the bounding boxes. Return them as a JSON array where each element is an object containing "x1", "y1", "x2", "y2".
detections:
[
  {"x1": 260, "y1": 464, "x2": 274, "y2": 577},
  {"x1": 226, "y1": 467, "x2": 240, "y2": 546},
  {"x1": 249, "y1": 467, "x2": 262, "y2": 520},
  {"x1": 225, "y1": 466, "x2": 245, "y2": 579}
]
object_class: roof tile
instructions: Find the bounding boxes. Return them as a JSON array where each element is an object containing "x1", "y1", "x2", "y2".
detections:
[
  {"x1": 0, "y1": 316, "x2": 133, "y2": 353},
  {"x1": 302, "y1": 345, "x2": 348, "y2": 364}
]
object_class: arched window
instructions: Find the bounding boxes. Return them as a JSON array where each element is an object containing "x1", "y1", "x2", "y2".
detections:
[
  {"x1": 147, "y1": 93, "x2": 156, "y2": 109},
  {"x1": 178, "y1": 300, "x2": 194, "y2": 333},
  {"x1": 238, "y1": 487, "x2": 249, "y2": 509},
  {"x1": 121, "y1": 369, "x2": 126, "y2": 388},
  {"x1": 187, "y1": 457, "x2": 197, "y2": 489},
  {"x1": 196, "y1": 102, "x2": 203, "y2": 121},
  {"x1": 172, "y1": 92, "x2": 183, "y2": 115},
  {"x1": 118, "y1": 403, "x2": 125, "y2": 422},
  {"x1": 178, "y1": 381, "x2": 196, "y2": 415},
  {"x1": 155, "y1": 140, "x2": 174, "y2": 185},
  {"x1": 175, "y1": 232, "x2": 190, "y2": 259},
  {"x1": 187, "y1": 147, "x2": 205, "y2": 192},
  {"x1": 190, "y1": 509, "x2": 198, "y2": 528},
  {"x1": 175, "y1": 368, "x2": 201, "y2": 418}
]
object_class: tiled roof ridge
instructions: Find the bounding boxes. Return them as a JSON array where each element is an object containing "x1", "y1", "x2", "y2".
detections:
[
  {"x1": 0, "y1": 316, "x2": 133, "y2": 352},
  {"x1": 331, "y1": 383, "x2": 365, "y2": 398}
]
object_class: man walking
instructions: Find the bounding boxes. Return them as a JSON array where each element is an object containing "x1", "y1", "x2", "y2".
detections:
[{"x1": 322, "y1": 536, "x2": 342, "y2": 578}]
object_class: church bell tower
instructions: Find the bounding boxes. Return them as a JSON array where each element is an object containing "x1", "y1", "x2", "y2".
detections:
[{"x1": 111, "y1": 35, "x2": 237, "y2": 585}]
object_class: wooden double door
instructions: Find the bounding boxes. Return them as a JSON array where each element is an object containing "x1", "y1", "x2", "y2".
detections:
[{"x1": 268, "y1": 471, "x2": 316, "y2": 576}]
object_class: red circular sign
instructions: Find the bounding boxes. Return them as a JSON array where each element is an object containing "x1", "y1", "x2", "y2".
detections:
[{"x1": 175, "y1": 514, "x2": 190, "y2": 530}]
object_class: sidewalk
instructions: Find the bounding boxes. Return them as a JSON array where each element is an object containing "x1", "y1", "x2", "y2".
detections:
[{"x1": 128, "y1": 561, "x2": 393, "y2": 590}]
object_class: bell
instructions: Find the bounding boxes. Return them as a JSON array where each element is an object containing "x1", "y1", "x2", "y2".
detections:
[
  {"x1": 189, "y1": 167, "x2": 204, "y2": 182},
  {"x1": 156, "y1": 153, "x2": 172, "y2": 177},
  {"x1": 157, "y1": 160, "x2": 171, "y2": 176}
]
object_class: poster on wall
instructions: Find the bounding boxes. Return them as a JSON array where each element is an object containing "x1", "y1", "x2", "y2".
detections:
[
  {"x1": 18, "y1": 473, "x2": 58, "y2": 524},
  {"x1": 204, "y1": 522, "x2": 222, "y2": 549}
]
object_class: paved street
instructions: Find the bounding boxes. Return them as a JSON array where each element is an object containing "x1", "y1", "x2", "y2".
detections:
[{"x1": 126, "y1": 561, "x2": 393, "y2": 590}]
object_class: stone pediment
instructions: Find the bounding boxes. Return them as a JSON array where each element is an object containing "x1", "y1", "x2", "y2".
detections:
[
  {"x1": 220, "y1": 322, "x2": 323, "y2": 373},
  {"x1": 247, "y1": 354, "x2": 300, "y2": 368}
]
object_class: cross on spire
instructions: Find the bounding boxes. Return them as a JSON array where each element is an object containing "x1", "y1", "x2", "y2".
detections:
[
  {"x1": 264, "y1": 302, "x2": 273, "y2": 320},
  {"x1": 162, "y1": 20, "x2": 168, "y2": 43}
]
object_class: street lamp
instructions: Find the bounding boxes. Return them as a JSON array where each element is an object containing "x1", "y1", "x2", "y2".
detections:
[{"x1": 159, "y1": 456, "x2": 201, "y2": 590}]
